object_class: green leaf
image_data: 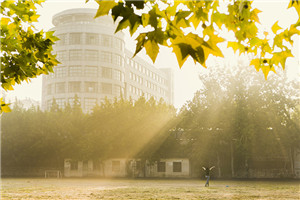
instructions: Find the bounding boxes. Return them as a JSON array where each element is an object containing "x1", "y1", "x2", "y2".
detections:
[
  {"x1": 192, "y1": 46, "x2": 205, "y2": 64},
  {"x1": 115, "y1": 18, "x2": 130, "y2": 33},
  {"x1": 134, "y1": 33, "x2": 147, "y2": 57},
  {"x1": 142, "y1": 13, "x2": 150, "y2": 27},
  {"x1": 171, "y1": 43, "x2": 190, "y2": 68},
  {"x1": 144, "y1": 40, "x2": 159, "y2": 63},
  {"x1": 128, "y1": 15, "x2": 141, "y2": 36},
  {"x1": 271, "y1": 21, "x2": 282, "y2": 34},
  {"x1": 175, "y1": 11, "x2": 191, "y2": 28},
  {"x1": 95, "y1": 0, "x2": 117, "y2": 18}
]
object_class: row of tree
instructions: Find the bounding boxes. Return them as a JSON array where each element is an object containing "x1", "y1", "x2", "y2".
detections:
[{"x1": 2, "y1": 65, "x2": 300, "y2": 177}]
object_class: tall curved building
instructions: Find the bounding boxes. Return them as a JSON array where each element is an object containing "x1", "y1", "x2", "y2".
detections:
[{"x1": 42, "y1": 9, "x2": 173, "y2": 112}]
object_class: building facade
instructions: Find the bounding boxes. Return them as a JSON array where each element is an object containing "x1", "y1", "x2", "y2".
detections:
[
  {"x1": 42, "y1": 8, "x2": 173, "y2": 112},
  {"x1": 64, "y1": 158, "x2": 190, "y2": 178}
]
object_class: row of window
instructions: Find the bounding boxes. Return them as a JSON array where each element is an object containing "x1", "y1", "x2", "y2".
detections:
[
  {"x1": 55, "y1": 14, "x2": 95, "y2": 26},
  {"x1": 48, "y1": 66, "x2": 124, "y2": 81},
  {"x1": 69, "y1": 160, "x2": 182, "y2": 173},
  {"x1": 47, "y1": 82, "x2": 123, "y2": 96},
  {"x1": 126, "y1": 56, "x2": 167, "y2": 85},
  {"x1": 128, "y1": 85, "x2": 160, "y2": 101},
  {"x1": 56, "y1": 50, "x2": 124, "y2": 66},
  {"x1": 129, "y1": 72, "x2": 143, "y2": 84},
  {"x1": 157, "y1": 162, "x2": 182, "y2": 173},
  {"x1": 56, "y1": 33, "x2": 124, "y2": 51},
  {"x1": 129, "y1": 72, "x2": 166, "y2": 95}
]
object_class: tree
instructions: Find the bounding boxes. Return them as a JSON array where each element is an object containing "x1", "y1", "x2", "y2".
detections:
[
  {"x1": 93, "y1": 0, "x2": 299, "y2": 79},
  {"x1": 176, "y1": 63, "x2": 299, "y2": 177},
  {"x1": 0, "y1": 0, "x2": 59, "y2": 113}
]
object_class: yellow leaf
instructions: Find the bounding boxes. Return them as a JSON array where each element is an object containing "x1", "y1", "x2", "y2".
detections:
[
  {"x1": 261, "y1": 65, "x2": 272, "y2": 80},
  {"x1": 227, "y1": 41, "x2": 240, "y2": 53},
  {"x1": 288, "y1": 0, "x2": 300, "y2": 14},
  {"x1": 1, "y1": 17, "x2": 10, "y2": 26},
  {"x1": 144, "y1": 40, "x2": 159, "y2": 63},
  {"x1": 1, "y1": 104, "x2": 11, "y2": 113},
  {"x1": 271, "y1": 21, "x2": 282, "y2": 34},
  {"x1": 250, "y1": 8, "x2": 261, "y2": 23},
  {"x1": 190, "y1": 14, "x2": 201, "y2": 29},
  {"x1": 95, "y1": 0, "x2": 117, "y2": 18},
  {"x1": 30, "y1": 14, "x2": 40, "y2": 22},
  {"x1": 206, "y1": 34, "x2": 224, "y2": 57},
  {"x1": 185, "y1": 33, "x2": 204, "y2": 49},
  {"x1": 250, "y1": 58, "x2": 260, "y2": 71}
]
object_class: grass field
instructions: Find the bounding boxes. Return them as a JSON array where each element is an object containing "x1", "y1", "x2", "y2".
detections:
[{"x1": 1, "y1": 178, "x2": 300, "y2": 199}]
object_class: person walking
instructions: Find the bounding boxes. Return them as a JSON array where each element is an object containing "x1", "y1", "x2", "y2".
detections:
[{"x1": 202, "y1": 166, "x2": 215, "y2": 187}]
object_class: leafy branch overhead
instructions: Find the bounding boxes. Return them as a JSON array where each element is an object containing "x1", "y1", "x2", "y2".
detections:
[
  {"x1": 0, "y1": 0, "x2": 59, "y2": 113},
  {"x1": 94, "y1": 0, "x2": 300, "y2": 79}
]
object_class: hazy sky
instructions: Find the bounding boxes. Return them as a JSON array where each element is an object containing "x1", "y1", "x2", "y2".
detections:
[{"x1": 5, "y1": 0, "x2": 299, "y2": 109}]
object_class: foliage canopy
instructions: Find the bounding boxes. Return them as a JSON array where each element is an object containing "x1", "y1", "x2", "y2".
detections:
[
  {"x1": 0, "y1": 0, "x2": 59, "y2": 113},
  {"x1": 93, "y1": 0, "x2": 300, "y2": 78}
]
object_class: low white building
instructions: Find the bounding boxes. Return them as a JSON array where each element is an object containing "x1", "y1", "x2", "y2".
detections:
[
  {"x1": 294, "y1": 148, "x2": 300, "y2": 178},
  {"x1": 64, "y1": 158, "x2": 190, "y2": 178},
  {"x1": 146, "y1": 158, "x2": 190, "y2": 178}
]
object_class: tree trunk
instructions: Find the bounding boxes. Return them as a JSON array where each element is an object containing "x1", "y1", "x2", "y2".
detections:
[
  {"x1": 231, "y1": 142, "x2": 235, "y2": 178},
  {"x1": 290, "y1": 147, "x2": 294, "y2": 177},
  {"x1": 217, "y1": 152, "x2": 221, "y2": 178}
]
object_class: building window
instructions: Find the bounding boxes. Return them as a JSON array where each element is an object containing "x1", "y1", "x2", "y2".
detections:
[
  {"x1": 85, "y1": 50, "x2": 98, "y2": 61},
  {"x1": 93, "y1": 159, "x2": 101, "y2": 171},
  {"x1": 121, "y1": 72, "x2": 124, "y2": 82},
  {"x1": 112, "y1": 38, "x2": 122, "y2": 50},
  {"x1": 173, "y1": 162, "x2": 182, "y2": 172},
  {"x1": 55, "y1": 66, "x2": 67, "y2": 77},
  {"x1": 113, "y1": 69, "x2": 121, "y2": 81},
  {"x1": 112, "y1": 54, "x2": 123, "y2": 66},
  {"x1": 47, "y1": 84, "x2": 52, "y2": 95},
  {"x1": 112, "y1": 161, "x2": 120, "y2": 172},
  {"x1": 69, "y1": 82, "x2": 81, "y2": 93},
  {"x1": 157, "y1": 162, "x2": 166, "y2": 172},
  {"x1": 100, "y1": 34, "x2": 111, "y2": 47},
  {"x1": 113, "y1": 85, "x2": 121, "y2": 96},
  {"x1": 55, "y1": 83, "x2": 65, "y2": 93},
  {"x1": 84, "y1": 98, "x2": 97, "y2": 112},
  {"x1": 70, "y1": 161, "x2": 78, "y2": 170},
  {"x1": 57, "y1": 34, "x2": 67, "y2": 45},
  {"x1": 56, "y1": 98, "x2": 66, "y2": 109},
  {"x1": 47, "y1": 100, "x2": 53, "y2": 110},
  {"x1": 60, "y1": 15, "x2": 72, "y2": 24},
  {"x1": 69, "y1": 33, "x2": 82, "y2": 44},
  {"x1": 84, "y1": 82, "x2": 97, "y2": 93},
  {"x1": 68, "y1": 97, "x2": 81, "y2": 107},
  {"x1": 130, "y1": 60, "x2": 134, "y2": 68},
  {"x1": 84, "y1": 66, "x2": 98, "y2": 77},
  {"x1": 102, "y1": 83, "x2": 112, "y2": 94},
  {"x1": 102, "y1": 67, "x2": 112, "y2": 79},
  {"x1": 69, "y1": 50, "x2": 82, "y2": 61},
  {"x1": 69, "y1": 66, "x2": 82, "y2": 77},
  {"x1": 86, "y1": 33, "x2": 99, "y2": 45},
  {"x1": 57, "y1": 51, "x2": 67, "y2": 61},
  {"x1": 100, "y1": 51, "x2": 112, "y2": 63}
]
